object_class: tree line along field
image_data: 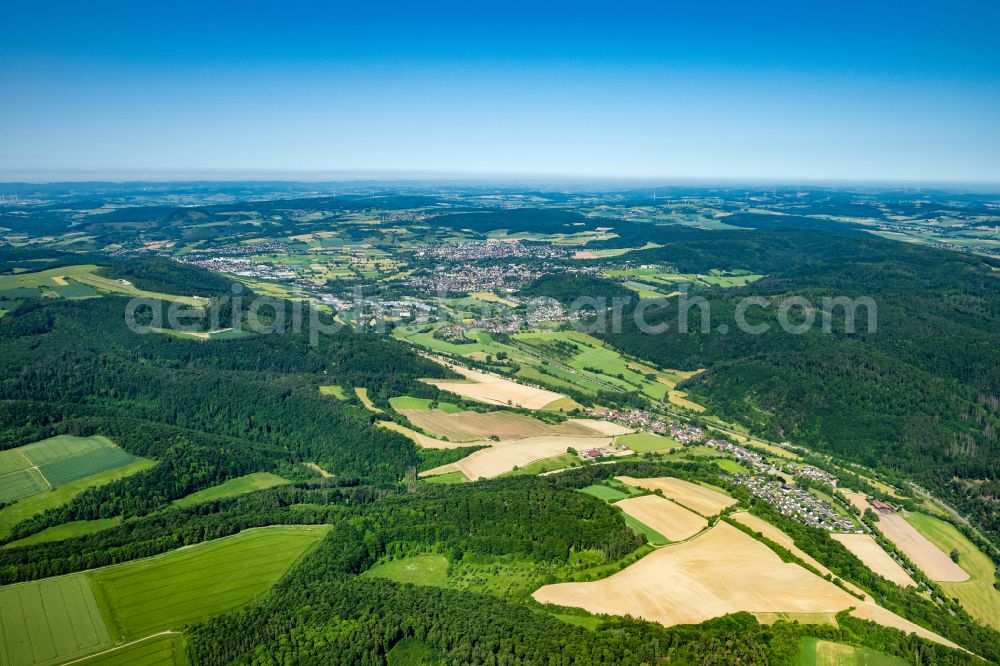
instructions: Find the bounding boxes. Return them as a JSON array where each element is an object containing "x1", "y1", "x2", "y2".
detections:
[
  {"x1": 0, "y1": 525, "x2": 328, "y2": 665},
  {"x1": 0, "y1": 459, "x2": 155, "y2": 542},
  {"x1": 0, "y1": 436, "x2": 143, "y2": 504}
]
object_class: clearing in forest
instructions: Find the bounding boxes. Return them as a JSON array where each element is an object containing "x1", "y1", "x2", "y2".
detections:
[
  {"x1": 798, "y1": 637, "x2": 907, "y2": 665},
  {"x1": 363, "y1": 554, "x2": 449, "y2": 588},
  {"x1": 617, "y1": 476, "x2": 736, "y2": 517},
  {"x1": 379, "y1": 420, "x2": 491, "y2": 449},
  {"x1": 172, "y1": 472, "x2": 290, "y2": 507}
]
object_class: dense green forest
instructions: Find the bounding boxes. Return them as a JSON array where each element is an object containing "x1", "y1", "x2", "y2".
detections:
[{"x1": 0, "y1": 260, "x2": 458, "y2": 544}]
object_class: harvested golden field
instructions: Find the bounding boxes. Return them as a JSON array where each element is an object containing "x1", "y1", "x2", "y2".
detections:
[
  {"x1": 424, "y1": 360, "x2": 566, "y2": 409},
  {"x1": 378, "y1": 421, "x2": 491, "y2": 449},
  {"x1": 614, "y1": 495, "x2": 707, "y2": 542},
  {"x1": 877, "y1": 511, "x2": 969, "y2": 582},
  {"x1": 565, "y1": 419, "x2": 634, "y2": 436},
  {"x1": 451, "y1": 435, "x2": 610, "y2": 480},
  {"x1": 841, "y1": 492, "x2": 968, "y2": 583},
  {"x1": 832, "y1": 533, "x2": 916, "y2": 587},
  {"x1": 728, "y1": 512, "x2": 867, "y2": 592},
  {"x1": 617, "y1": 476, "x2": 736, "y2": 516},
  {"x1": 400, "y1": 409, "x2": 602, "y2": 442},
  {"x1": 667, "y1": 390, "x2": 706, "y2": 412},
  {"x1": 533, "y1": 522, "x2": 958, "y2": 649}
]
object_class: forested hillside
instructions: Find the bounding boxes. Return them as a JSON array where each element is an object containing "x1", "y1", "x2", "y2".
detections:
[{"x1": 0, "y1": 260, "x2": 455, "y2": 544}]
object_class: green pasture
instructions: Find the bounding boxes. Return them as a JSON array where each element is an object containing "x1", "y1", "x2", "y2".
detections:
[{"x1": 4, "y1": 519, "x2": 119, "y2": 549}]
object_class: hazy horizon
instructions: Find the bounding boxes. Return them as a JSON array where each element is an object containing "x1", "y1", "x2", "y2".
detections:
[{"x1": 3, "y1": 1, "x2": 998, "y2": 182}]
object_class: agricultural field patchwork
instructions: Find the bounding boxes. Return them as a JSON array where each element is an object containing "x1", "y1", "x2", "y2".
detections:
[
  {"x1": 831, "y1": 534, "x2": 915, "y2": 588},
  {"x1": 533, "y1": 522, "x2": 956, "y2": 648},
  {"x1": 400, "y1": 408, "x2": 603, "y2": 441},
  {"x1": 0, "y1": 459, "x2": 155, "y2": 540},
  {"x1": 904, "y1": 511, "x2": 1000, "y2": 630},
  {"x1": 88, "y1": 525, "x2": 329, "y2": 641},
  {"x1": 70, "y1": 633, "x2": 186, "y2": 666},
  {"x1": 0, "y1": 436, "x2": 142, "y2": 504},
  {"x1": 429, "y1": 435, "x2": 611, "y2": 480}
]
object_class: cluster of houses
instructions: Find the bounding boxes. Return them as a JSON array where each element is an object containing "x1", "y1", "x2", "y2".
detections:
[
  {"x1": 669, "y1": 422, "x2": 705, "y2": 444},
  {"x1": 586, "y1": 407, "x2": 671, "y2": 435},
  {"x1": 732, "y1": 474, "x2": 859, "y2": 533},
  {"x1": 213, "y1": 241, "x2": 288, "y2": 256},
  {"x1": 414, "y1": 240, "x2": 569, "y2": 261},
  {"x1": 795, "y1": 465, "x2": 839, "y2": 487},
  {"x1": 704, "y1": 438, "x2": 767, "y2": 471},
  {"x1": 407, "y1": 263, "x2": 543, "y2": 294}
]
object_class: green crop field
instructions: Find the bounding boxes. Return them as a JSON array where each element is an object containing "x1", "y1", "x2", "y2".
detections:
[
  {"x1": 798, "y1": 637, "x2": 907, "y2": 665},
  {"x1": 0, "y1": 449, "x2": 31, "y2": 475},
  {"x1": 578, "y1": 484, "x2": 630, "y2": 502},
  {"x1": 39, "y1": 446, "x2": 141, "y2": 487},
  {"x1": 88, "y1": 525, "x2": 329, "y2": 641},
  {"x1": 0, "y1": 459, "x2": 155, "y2": 540},
  {"x1": 4, "y1": 519, "x2": 119, "y2": 549},
  {"x1": 0, "y1": 265, "x2": 208, "y2": 306},
  {"x1": 71, "y1": 632, "x2": 186, "y2": 666},
  {"x1": 19, "y1": 435, "x2": 117, "y2": 466},
  {"x1": 0, "y1": 574, "x2": 112, "y2": 666},
  {"x1": 616, "y1": 432, "x2": 678, "y2": 453},
  {"x1": 0, "y1": 435, "x2": 143, "y2": 498},
  {"x1": 389, "y1": 396, "x2": 463, "y2": 412},
  {"x1": 904, "y1": 512, "x2": 1000, "y2": 630},
  {"x1": 0, "y1": 467, "x2": 48, "y2": 503},
  {"x1": 172, "y1": 472, "x2": 290, "y2": 507},
  {"x1": 364, "y1": 554, "x2": 449, "y2": 588}
]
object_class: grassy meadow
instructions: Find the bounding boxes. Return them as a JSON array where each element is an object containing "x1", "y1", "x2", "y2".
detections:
[{"x1": 172, "y1": 472, "x2": 290, "y2": 508}]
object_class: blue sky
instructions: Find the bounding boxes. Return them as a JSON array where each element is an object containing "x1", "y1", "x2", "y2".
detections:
[{"x1": 2, "y1": 1, "x2": 999, "y2": 182}]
